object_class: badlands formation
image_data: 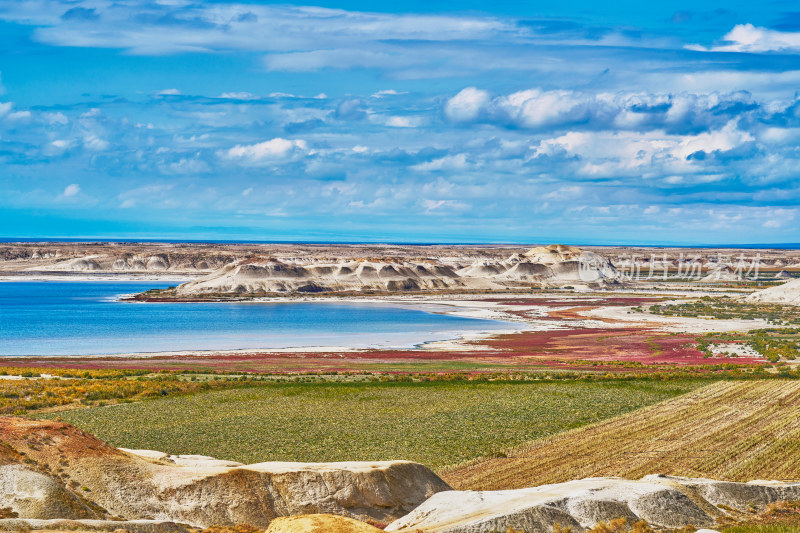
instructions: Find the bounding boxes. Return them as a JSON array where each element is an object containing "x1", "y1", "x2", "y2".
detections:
[
  {"x1": 0, "y1": 417, "x2": 796, "y2": 532},
  {"x1": 746, "y1": 277, "x2": 800, "y2": 305},
  {"x1": 173, "y1": 244, "x2": 618, "y2": 295},
  {"x1": 2, "y1": 242, "x2": 798, "y2": 287}
]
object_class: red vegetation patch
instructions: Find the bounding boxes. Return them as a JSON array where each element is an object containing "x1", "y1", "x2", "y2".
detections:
[{"x1": 483, "y1": 328, "x2": 765, "y2": 366}]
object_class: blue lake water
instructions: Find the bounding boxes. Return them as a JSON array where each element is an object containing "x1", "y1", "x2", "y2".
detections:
[{"x1": 0, "y1": 282, "x2": 513, "y2": 356}]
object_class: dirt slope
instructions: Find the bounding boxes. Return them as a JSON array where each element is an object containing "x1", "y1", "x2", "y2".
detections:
[{"x1": 443, "y1": 380, "x2": 800, "y2": 491}]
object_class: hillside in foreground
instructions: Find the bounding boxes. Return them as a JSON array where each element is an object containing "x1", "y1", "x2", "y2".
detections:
[{"x1": 443, "y1": 379, "x2": 800, "y2": 491}]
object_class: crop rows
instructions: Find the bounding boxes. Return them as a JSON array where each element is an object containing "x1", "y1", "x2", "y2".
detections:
[{"x1": 443, "y1": 380, "x2": 800, "y2": 490}]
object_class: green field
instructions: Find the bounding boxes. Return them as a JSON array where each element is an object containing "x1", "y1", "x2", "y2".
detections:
[{"x1": 43, "y1": 379, "x2": 704, "y2": 469}]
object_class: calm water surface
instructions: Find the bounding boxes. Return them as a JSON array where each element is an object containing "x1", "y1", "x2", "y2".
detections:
[{"x1": 0, "y1": 282, "x2": 513, "y2": 356}]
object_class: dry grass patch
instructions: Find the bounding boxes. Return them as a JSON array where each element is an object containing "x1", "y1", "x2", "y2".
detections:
[{"x1": 444, "y1": 379, "x2": 800, "y2": 490}]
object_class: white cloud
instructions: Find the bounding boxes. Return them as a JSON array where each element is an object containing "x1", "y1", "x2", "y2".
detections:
[
  {"x1": 63, "y1": 184, "x2": 80, "y2": 197},
  {"x1": 221, "y1": 138, "x2": 309, "y2": 165},
  {"x1": 444, "y1": 87, "x2": 491, "y2": 122},
  {"x1": 163, "y1": 157, "x2": 211, "y2": 174},
  {"x1": 674, "y1": 120, "x2": 754, "y2": 160},
  {"x1": 758, "y1": 127, "x2": 800, "y2": 145},
  {"x1": 413, "y1": 153, "x2": 469, "y2": 171},
  {"x1": 532, "y1": 121, "x2": 754, "y2": 178},
  {"x1": 220, "y1": 92, "x2": 257, "y2": 100},
  {"x1": 544, "y1": 186, "x2": 582, "y2": 200},
  {"x1": 371, "y1": 89, "x2": 406, "y2": 98},
  {"x1": 83, "y1": 134, "x2": 109, "y2": 151},
  {"x1": 441, "y1": 86, "x2": 766, "y2": 133},
  {"x1": 43, "y1": 112, "x2": 68, "y2": 125},
  {"x1": 44, "y1": 139, "x2": 74, "y2": 156},
  {"x1": 385, "y1": 116, "x2": 422, "y2": 128},
  {"x1": 496, "y1": 89, "x2": 597, "y2": 129},
  {"x1": 14, "y1": 2, "x2": 511, "y2": 56},
  {"x1": 155, "y1": 88, "x2": 181, "y2": 96},
  {"x1": 693, "y1": 24, "x2": 800, "y2": 53},
  {"x1": 6, "y1": 110, "x2": 31, "y2": 121}
]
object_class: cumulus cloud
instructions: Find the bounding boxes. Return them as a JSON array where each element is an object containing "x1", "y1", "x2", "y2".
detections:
[
  {"x1": 62, "y1": 183, "x2": 80, "y2": 197},
  {"x1": 532, "y1": 120, "x2": 756, "y2": 179},
  {"x1": 444, "y1": 87, "x2": 491, "y2": 123},
  {"x1": 675, "y1": 120, "x2": 754, "y2": 160},
  {"x1": 2, "y1": 54, "x2": 800, "y2": 243},
  {"x1": 692, "y1": 24, "x2": 800, "y2": 53},
  {"x1": 221, "y1": 138, "x2": 309, "y2": 165},
  {"x1": 443, "y1": 86, "x2": 767, "y2": 134},
  {"x1": 335, "y1": 99, "x2": 366, "y2": 121}
]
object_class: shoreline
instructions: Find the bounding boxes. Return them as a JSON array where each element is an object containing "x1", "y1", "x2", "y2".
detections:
[
  {"x1": 0, "y1": 287, "x2": 537, "y2": 358},
  {"x1": 0, "y1": 278, "x2": 778, "y2": 362}
]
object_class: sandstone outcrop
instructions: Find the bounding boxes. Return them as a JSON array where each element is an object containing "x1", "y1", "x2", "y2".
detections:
[
  {"x1": 386, "y1": 474, "x2": 800, "y2": 532},
  {"x1": 0, "y1": 464, "x2": 99, "y2": 520},
  {"x1": 746, "y1": 278, "x2": 800, "y2": 305},
  {"x1": 2, "y1": 418, "x2": 800, "y2": 532},
  {"x1": 700, "y1": 265, "x2": 744, "y2": 282},
  {"x1": 0, "y1": 418, "x2": 450, "y2": 529},
  {"x1": 173, "y1": 245, "x2": 618, "y2": 296}
]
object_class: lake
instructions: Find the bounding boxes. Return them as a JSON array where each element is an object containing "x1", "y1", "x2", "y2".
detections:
[{"x1": 0, "y1": 282, "x2": 513, "y2": 356}]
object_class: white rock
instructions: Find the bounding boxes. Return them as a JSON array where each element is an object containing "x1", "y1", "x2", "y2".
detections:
[{"x1": 388, "y1": 475, "x2": 800, "y2": 532}]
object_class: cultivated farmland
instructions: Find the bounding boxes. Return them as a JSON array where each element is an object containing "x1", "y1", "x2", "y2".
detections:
[
  {"x1": 41, "y1": 379, "x2": 702, "y2": 469},
  {"x1": 443, "y1": 379, "x2": 800, "y2": 490}
]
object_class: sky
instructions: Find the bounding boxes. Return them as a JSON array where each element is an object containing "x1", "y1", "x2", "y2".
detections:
[{"x1": 1, "y1": 1, "x2": 800, "y2": 244}]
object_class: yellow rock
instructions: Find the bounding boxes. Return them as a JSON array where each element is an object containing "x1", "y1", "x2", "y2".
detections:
[{"x1": 266, "y1": 514, "x2": 383, "y2": 533}]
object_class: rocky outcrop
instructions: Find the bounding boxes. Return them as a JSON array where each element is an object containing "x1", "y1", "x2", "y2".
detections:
[
  {"x1": 701, "y1": 265, "x2": 744, "y2": 282},
  {"x1": 175, "y1": 259, "x2": 468, "y2": 294},
  {"x1": 173, "y1": 245, "x2": 618, "y2": 296},
  {"x1": 0, "y1": 464, "x2": 99, "y2": 520},
  {"x1": 386, "y1": 475, "x2": 800, "y2": 532},
  {"x1": 3, "y1": 418, "x2": 800, "y2": 532},
  {"x1": 0, "y1": 418, "x2": 450, "y2": 529},
  {"x1": 746, "y1": 278, "x2": 800, "y2": 305}
]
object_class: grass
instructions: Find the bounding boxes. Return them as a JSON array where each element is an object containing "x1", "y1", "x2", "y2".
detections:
[
  {"x1": 648, "y1": 298, "x2": 800, "y2": 326},
  {"x1": 39, "y1": 379, "x2": 703, "y2": 470},
  {"x1": 443, "y1": 379, "x2": 800, "y2": 490},
  {"x1": 0, "y1": 368, "x2": 263, "y2": 415}
]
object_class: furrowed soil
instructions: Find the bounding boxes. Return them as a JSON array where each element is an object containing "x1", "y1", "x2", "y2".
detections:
[{"x1": 443, "y1": 379, "x2": 800, "y2": 490}]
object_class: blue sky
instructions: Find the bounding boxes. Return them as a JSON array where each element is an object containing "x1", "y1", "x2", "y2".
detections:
[{"x1": 1, "y1": 1, "x2": 800, "y2": 244}]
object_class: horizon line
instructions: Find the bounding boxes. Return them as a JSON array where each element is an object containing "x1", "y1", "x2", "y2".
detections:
[{"x1": 2, "y1": 237, "x2": 800, "y2": 250}]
